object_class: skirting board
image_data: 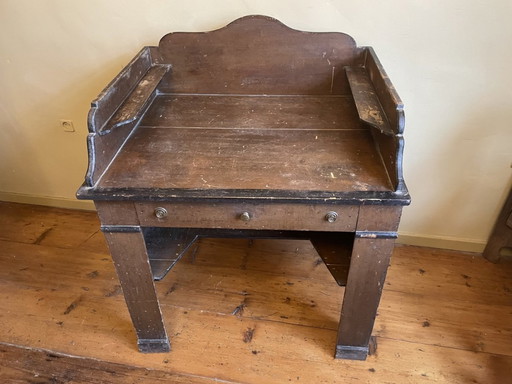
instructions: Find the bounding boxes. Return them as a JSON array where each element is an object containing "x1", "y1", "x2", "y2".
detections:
[
  {"x1": 0, "y1": 191, "x2": 95, "y2": 211},
  {"x1": 397, "y1": 233, "x2": 485, "y2": 254},
  {"x1": 0, "y1": 192, "x2": 486, "y2": 253}
]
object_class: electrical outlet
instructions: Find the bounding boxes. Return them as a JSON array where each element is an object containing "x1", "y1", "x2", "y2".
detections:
[{"x1": 60, "y1": 119, "x2": 75, "y2": 132}]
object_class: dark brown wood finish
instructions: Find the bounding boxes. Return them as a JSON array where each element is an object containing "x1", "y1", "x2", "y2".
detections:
[
  {"x1": 140, "y1": 94, "x2": 361, "y2": 130},
  {"x1": 95, "y1": 201, "x2": 139, "y2": 225},
  {"x1": 363, "y1": 47, "x2": 404, "y2": 135},
  {"x1": 484, "y1": 186, "x2": 512, "y2": 262},
  {"x1": 77, "y1": 15, "x2": 410, "y2": 359},
  {"x1": 85, "y1": 48, "x2": 152, "y2": 186},
  {"x1": 336, "y1": 237, "x2": 396, "y2": 359},
  {"x1": 136, "y1": 202, "x2": 359, "y2": 231},
  {"x1": 336, "y1": 205, "x2": 402, "y2": 360},
  {"x1": 98, "y1": 128, "x2": 392, "y2": 193},
  {"x1": 346, "y1": 67, "x2": 394, "y2": 136},
  {"x1": 155, "y1": 16, "x2": 364, "y2": 95},
  {"x1": 100, "y1": 65, "x2": 170, "y2": 135},
  {"x1": 361, "y1": 47, "x2": 407, "y2": 192},
  {"x1": 102, "y1": 229, "x2": 170, "y2": 352}
]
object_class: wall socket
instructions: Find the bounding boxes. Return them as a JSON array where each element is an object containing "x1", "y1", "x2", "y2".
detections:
[{"x1": 60, "y1": 119, "x2": 75, "y2": 132}]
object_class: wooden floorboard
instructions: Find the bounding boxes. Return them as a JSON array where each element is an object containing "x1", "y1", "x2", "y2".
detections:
[
  {"x1": 0, "y1": 201, "x2": 511, "y2": 383},
  {"x1": 0, "y1": 342, "x2": 225, "y2": 384}
]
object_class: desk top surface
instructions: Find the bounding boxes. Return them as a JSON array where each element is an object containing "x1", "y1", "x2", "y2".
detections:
[{"x1": 95, "y1": 94, "x2": 393, "y2": 197}]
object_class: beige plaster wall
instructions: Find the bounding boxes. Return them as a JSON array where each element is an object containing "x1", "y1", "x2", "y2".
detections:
[{"x1": 1, "y1": 0, "x2": 511, "y2": 251}]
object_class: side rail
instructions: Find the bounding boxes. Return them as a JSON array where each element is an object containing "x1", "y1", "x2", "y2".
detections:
[
  {"x1": 345, "y1": 47, "x2": 407, "y2": 195},
  {"x1": 81, "y1": 48, "x2": 170, "y2": 188}
]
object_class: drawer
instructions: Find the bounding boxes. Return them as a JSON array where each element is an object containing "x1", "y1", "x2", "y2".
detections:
[{"x1": 135, "y1": 202, "x2": 359, "y2": 232}]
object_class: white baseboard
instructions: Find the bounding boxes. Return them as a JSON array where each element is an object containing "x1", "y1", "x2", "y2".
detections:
[
  {"x1": 0, "y1": 191, "x2": 95, "y2": 211},
  {"x1": 397, "y1": 233, "x2": 485, "y2": 253},
  {"x1": 0, "y1": 192, "x2": 486, "y2": 253}
]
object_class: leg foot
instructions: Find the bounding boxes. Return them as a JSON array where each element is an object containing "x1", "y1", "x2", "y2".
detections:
[
  {"x1": 335, "y1": 344, "x2": 369, "y2": 360},
  {"x1": 335, "y1": 336, "x2": 377, "y2": 360},
  {"x1": 138, "y1": 338, "x2": 171, "y2": 353}
]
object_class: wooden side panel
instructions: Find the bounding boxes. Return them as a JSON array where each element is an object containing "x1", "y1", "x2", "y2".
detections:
[
  {"x1": 346, "y1": 67, "x2": 393, "y2": 135},
  {"x1": 357, "y1": 205, "x2": 402, "y2": 232},
  {"x1": 371, "y1": 129, "x2": 408, "y2": 194},
  {"x1": 81, "y1": 48, "x2": 153, "y2": 188},
  {"x1": 88, "y1": 48, "x2": 153, "y2": 134},
  {"x1": 361, "y1": 47, "x2": 408, "y2": 194},
  {"x1": 94, "y1": 201, "x2": 139, "y2": 225},
  {"x1": 156, "y1": 15, "x2": 364, "y2": 95},
  {"x1": 100, "y1": 65, "x2": 170, "y2": 135},
  {"x1": 363, "y1": 47, "x2": 404, "y2": 134},
  {"x1": 81, "y1": 122, "x2": 136, "y2": 187}
]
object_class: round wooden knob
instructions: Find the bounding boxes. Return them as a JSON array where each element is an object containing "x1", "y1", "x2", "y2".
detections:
[
  {"x1": 325, "y1": 211, "x2": 338, "y2": 223},
  {"x1": 154, "y1": 207, "x2": 168, "y2": 219}
]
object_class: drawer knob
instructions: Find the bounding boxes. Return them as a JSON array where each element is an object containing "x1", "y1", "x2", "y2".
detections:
[
  {"x1": 325, "y1": 211, "x2": 338, "y2": 223},
  {"x1": 240, "y1": 211, "x2": 251, "y2": 221},
  {"x1": 154, "y1": 207, "x2": 168, "y2": 219}
]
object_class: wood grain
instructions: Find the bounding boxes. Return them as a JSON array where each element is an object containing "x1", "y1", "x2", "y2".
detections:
[
  {"x1": 88, "y1": 47, "x2": 152, "y2": 135},
  {"x1": 1, "y1": 203, "x2": 511, "y2": 383},
  {"x1": 363, "y1": 47, "x2": 404, "y2": 134},
  {"x1": 156, "y1": 15, "x2": 363, "y2": 95},
  {"x1": 0, "y1": 202, "x2": 100, "y2": 248},
  {"x1": 83, "y1": 47, "x2": 153, "y2": 186},
  {"x1": 101, "y1": 65, "x2": 170, "y2": 135},
  {"x1": 135, "y1": 202, "x2": 359, "y2": 231},
  {"x1": 140, "y1": 94, "x2": 361, "y2": 130},
  {"x1": 98, "y1": 128, "x2": 392, "y2": 193},
  {"x1": 0, "y1": 343, "x2": 219, "y2": 384},
  {"x1": 336, "y1": 237, "x2": 395, "y2": 359},
  {"x1": 103, "y1": 229, "x2": 170, "y2": 352},
  {"x1": 95, "y1": 201, "x2": 139, "y2": 225},
  {"x1": 346, "y1": 66, "x2": 393, "y2": 135}
]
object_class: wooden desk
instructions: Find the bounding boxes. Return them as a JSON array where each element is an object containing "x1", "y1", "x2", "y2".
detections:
[{"x1": 77, "y1": 15, "x2": 410, "y2": 360}]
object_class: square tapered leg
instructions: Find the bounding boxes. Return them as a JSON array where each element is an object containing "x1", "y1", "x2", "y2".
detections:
[{"x1": 103, "y1": 227, "x2": 170, "y2": 353}]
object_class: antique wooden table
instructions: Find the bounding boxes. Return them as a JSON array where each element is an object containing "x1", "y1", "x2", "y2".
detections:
[{"x1": 77, "y1": 15, "x2": 410, "y2": 360}]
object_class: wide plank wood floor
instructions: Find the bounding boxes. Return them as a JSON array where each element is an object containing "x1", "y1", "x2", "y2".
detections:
[{"x1": 0, "y1": 201, "x2": 511, "y2": 383}]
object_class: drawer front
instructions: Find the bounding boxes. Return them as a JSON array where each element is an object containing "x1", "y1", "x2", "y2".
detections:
[{"x1": 135, "y1": 202, "x2": 358, "y2": 232}]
